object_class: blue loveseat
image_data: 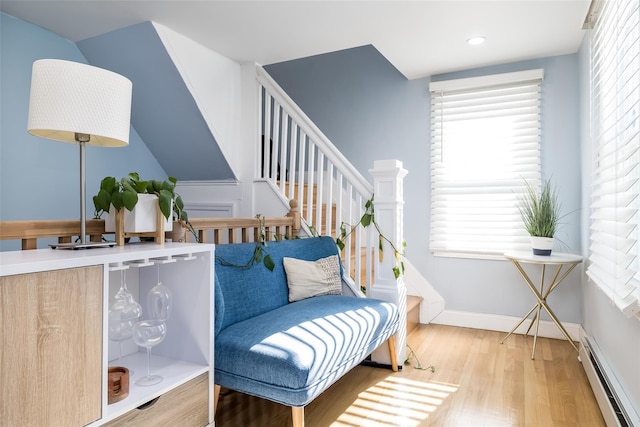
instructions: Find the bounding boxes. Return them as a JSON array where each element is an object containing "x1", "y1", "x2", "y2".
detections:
[{"x1": 213, "y1": 236, "x2": 399, "y2": 427}]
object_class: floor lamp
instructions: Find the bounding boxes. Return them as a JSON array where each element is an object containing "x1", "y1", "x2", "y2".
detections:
[{"x1": 27, "y1": 59, "x2": 132, "y2": 249}]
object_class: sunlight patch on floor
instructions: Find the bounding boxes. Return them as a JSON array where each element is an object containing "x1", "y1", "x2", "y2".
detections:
[{"x1": 332, "y1": 376, "x2": 459, "y2": 426}]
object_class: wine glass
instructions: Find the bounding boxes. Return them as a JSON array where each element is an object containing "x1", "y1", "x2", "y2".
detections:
[
  {"x1": 111, "y1": 270, "x2": 142, "y2": 313},
  {"x1": 132, "y1": 319, "x2": 167, "y2": 386},
  {"x1": 148, "y1": 263, "x2": 172, "y2": 321},
  {"x1": 109, "y1": 270, "x2": 142, "y2": 366},
  {"x1": 108, "y1": 310, "x2": 138, "y2": 357}
]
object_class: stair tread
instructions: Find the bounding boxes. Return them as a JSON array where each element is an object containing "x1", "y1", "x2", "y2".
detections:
[
  {"x1": 407, "y1": 295, "x2": 423, "y2": 311},
  {"x1": 406, "y1": 295, "x2": 422, "y2": 334}
]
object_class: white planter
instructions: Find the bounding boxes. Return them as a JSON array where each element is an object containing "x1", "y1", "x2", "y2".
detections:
[
  {"x1": 531, "y1": 236, "x2": 554, "y2": 256},
  {"x1": 105, "y1": 194, "x2": 173, "y2": 233}
]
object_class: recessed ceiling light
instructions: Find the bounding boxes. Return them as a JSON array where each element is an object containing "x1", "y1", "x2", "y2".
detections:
[{"x1": 467, "y1": 36, "x2": 486, "y2": 46}]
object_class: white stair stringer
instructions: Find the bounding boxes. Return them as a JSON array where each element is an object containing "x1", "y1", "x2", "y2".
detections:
[
  {"x1": 404, "y1": 258, "x2": 445, "y2": 323},
  {"x1": 154, "y1": 22, "x2": 243, "y2": 180}
]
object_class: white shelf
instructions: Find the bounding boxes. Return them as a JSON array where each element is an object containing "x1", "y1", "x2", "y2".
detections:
[
  {"x1": 104, "y1": 351, "x2": 209, "y2": 422},
  {"x1": 102, "y1": 244, "x2": 214, "y2": 425}
]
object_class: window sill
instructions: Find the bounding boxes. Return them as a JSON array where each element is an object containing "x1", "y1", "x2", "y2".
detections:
[{"x1": 431, "y1": 250, "x2": 508, "y2": 261}]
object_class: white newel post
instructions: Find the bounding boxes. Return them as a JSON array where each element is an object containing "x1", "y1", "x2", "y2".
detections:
[{"x1": 368, "y1": 159, "x2": 408, "y2": 367}]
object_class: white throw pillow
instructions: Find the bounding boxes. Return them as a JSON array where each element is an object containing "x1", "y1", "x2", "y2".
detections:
[{"x1": 283, "y1": 255, "x2": 342, "y2": 302}]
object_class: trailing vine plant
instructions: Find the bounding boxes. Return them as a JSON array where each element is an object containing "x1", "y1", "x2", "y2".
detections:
[
  {"x1": 405, "y1": 344, "x2": 435, "y2": 372},
  {"x1": 216, "y1": 196, "x2": 406, "y2": 277},
  {"x1": 335, "y1": 196, "x2": 406, "y2": 280},
  {"x1": 215, "y1": 215, "x2": 275, "y2": 271}
]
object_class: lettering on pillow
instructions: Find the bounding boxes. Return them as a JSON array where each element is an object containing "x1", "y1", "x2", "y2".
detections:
[{"x1": 283, "y1": 255, "x2": 342, "y2": 302}]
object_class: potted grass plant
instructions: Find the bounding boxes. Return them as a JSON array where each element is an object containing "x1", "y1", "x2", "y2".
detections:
[{"x1": 518, "y1": 178, "x2": 561, "y2": 256}]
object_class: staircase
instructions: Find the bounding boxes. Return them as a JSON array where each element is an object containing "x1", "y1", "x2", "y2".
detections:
[{"x1": 257, "y1": 65, "x2": 417, "y2": 364}]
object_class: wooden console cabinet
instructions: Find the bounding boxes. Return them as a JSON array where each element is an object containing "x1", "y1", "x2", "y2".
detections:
[{"x1": 0, "y1": 243, "x2": 215, "y2": 426}]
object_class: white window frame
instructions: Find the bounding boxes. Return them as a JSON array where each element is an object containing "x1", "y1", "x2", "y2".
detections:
[
  {"x1": 429, "y1": 69, "x2": 544, "y2": 260},
  {"x1": 586, "y1": 0, "x2": 640, "y2": 317}
]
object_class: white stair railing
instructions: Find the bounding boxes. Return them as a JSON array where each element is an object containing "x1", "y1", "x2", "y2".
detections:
[{"x1": 256, "y1": 65, "x2": 376, "y2": 292}]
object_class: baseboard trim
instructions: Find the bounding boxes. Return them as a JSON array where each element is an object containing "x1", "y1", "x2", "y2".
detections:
[
  {"x1": 579, "y1": 329, "x2": 640, "y2": 427},
  {"x1": 430, "y1": 309, "x2": 581, "y2": 342}
]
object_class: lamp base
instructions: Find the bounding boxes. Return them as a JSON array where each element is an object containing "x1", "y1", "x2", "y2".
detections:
[{"x1": 50, "y1": 241, "x2": 116, "y2": 250}]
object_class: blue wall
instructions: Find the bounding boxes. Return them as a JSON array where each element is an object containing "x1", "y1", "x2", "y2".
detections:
[
  {"x1": 0, "y1": 13, "x2": 167, "y2": 250},
  {"x1": 77, "y1": 22, "x2": 235, "y2": 181},
  {"x1": 265, "y1": 45, "x2": 583, "y2": 323}
]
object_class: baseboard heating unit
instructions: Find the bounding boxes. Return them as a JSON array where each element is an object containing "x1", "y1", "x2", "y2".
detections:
[{"x1": 580, "y1": 336, "x2": 639, "y2": 427}]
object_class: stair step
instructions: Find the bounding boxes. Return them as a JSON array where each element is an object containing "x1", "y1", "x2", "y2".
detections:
[
  {"x1": 304, "y1": 203, "x2": 337, "y2": 236},
  {"x1": 280, "y1": 182, "x2": 338, "y2": 236},
  {"x1": 283, "y1": 182, "x2": 318, "y2": 204},
  {"x1": 407, "y1": 295, "x2": 423, "y2": 334}
]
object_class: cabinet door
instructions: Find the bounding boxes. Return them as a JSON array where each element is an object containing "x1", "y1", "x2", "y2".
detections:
[{"x1": 0, "y1": 266, "x2": 103, "y2": 427}]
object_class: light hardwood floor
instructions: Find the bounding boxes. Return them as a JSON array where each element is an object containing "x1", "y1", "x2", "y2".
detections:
[{"x1": 214, "y1": 324, "x2": 606, "y2": 426}]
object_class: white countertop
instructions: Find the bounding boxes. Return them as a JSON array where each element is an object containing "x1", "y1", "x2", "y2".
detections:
[{"x1": 0, "y1": 242, "x2": 215, "y2": 276}]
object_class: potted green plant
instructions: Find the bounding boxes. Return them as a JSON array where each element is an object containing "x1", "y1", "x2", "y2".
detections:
[
  {"x1": 517, "y1": 178, "x2": 561, "y2": 256},
  {"x1": 93, "y1": 172, "x2": 189, "y2": 235}
]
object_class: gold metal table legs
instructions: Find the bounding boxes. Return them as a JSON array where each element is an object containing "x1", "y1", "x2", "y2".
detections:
[{"x1": 501, "y1": 260, "x2": 579, "y2": 359}]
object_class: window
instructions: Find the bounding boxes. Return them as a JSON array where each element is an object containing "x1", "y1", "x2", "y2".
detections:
[
  {"x1": 587, "y1": 0, "x2": 640, "y2": 316},
  {"x1": 429, "y1": 70, "x2": 544, "y2": 258}
]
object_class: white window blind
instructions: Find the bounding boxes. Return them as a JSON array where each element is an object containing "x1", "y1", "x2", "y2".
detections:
[
  {"x1": 587, "y1": 0, "x2": 640, "y2": 316},
  {"x1": 429, "y1": 70, "x2": 544, "y2": 258}
]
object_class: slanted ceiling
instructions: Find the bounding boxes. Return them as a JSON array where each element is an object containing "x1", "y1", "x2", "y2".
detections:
[{"x1": 77, "y1": 22, "x2": 235, "y2": 181}]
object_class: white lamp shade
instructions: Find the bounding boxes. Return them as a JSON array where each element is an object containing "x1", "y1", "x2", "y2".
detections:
[{"x1": 27, "y1": 59, "x2": 132, "y2": 147}]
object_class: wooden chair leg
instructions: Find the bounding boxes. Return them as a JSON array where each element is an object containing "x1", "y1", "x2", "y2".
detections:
[
  {"x1": 214, "y1": 385, "x2": 221, "y2": 415},
  {"x1": 388, "y1": 336, "x2": 399, "y2": 372},
  {"x1": 292, "y1": 406, "x2": 304, "y2": 427}
]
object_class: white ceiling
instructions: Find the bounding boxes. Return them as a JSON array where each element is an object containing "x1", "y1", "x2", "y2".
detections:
[{"x1": 1, "y1": 0, "x2": 591, "y2": 79}]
